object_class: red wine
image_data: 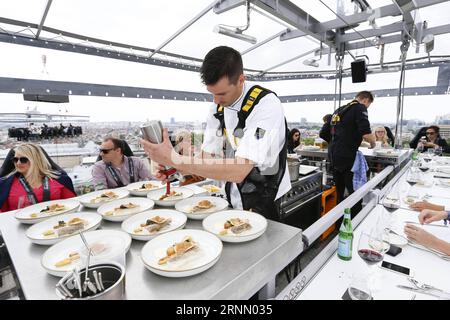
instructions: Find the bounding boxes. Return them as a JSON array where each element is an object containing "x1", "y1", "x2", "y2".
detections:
[
  {"x1": 419, "y1": 167, "x2": 429, "y2": 172},
  {"x1": 358, "y1": 249, "x2": 383, "y2": 264},
  {"x1": 406, "y1": 180, "x2": 417, "y2": 186}
]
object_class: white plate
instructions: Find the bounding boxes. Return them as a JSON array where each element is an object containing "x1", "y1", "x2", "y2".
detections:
[
  {"x1": 26, "y1": 212, "x2": 102, "y2": 245},
  {"x1": 436, "y1": 167, "x2": 450, "y2": 174},
  {"x1": 147, "y1": 187, "x2": 194, "y2": 207},
  {"x1": 374, "y1": 149, "x2": 399, "y2": 157},
  {"x1": 175, "y1": 196, "x2": 229, "y2": 220},
  {"x1": 302, "y1": 146, "x2": 321, "y2": 151},
  {"x1": 41, "y1": 229, "x2": 131, "y2": 277},
  {"x1": 78, "y1": 188, "x2": 130, "y2": 209},
  {"x1": 141, "y1": 229, "x2": 222, "y2": 277},
  {"x1": 121, "y1": 209, "x2": 187, "y2": 241},
  {"x1": 299, "y1": 165, "x2": 318, "y2": 175},
  {"x1": 202, "y1": 210, "x2": 268, "y2": 243},
  {"x1": 125, "y1": 180, "x2": 166, "y2": 196},
  {"x1": 437, "y1": 179, "x2": 450, "y2": 188},
  {"x1": 97, "y1": 197, "x2": 155, "y2": 222},
  {"x1": 14, "y1": 199, "x2": 80, "y2": 225}
]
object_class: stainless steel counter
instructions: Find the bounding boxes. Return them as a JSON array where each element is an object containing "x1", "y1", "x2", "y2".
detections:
[{"x1": 0, "y1": 208, "x2": 302, "y2": 300}]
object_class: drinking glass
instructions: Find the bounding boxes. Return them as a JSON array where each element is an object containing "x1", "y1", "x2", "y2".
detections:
[
  {"x1": 348, "y1": 273, "x2": 372, "y2": 300},
  {"x1": 357, "y1": 230, "x2": 386, "y2": 275},
  {"x1": 16, "y1": 195, "x2": 30, "y2": 210},
  {"x1": 406, "y1": 169, "x2": 420, "y2": 199}
]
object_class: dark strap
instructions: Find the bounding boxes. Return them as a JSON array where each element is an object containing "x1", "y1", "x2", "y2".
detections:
[
  {"x1": 330, "y1": 100, "x2": 359, "y2": 141},
  {"x1": 18, "y1": 175, "x2": 50, "y2": 204},
  {"x1": 107, "y1": 157, "x2": 135, "y2": 187}
]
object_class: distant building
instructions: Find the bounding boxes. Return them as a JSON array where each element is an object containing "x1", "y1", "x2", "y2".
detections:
[
  {"x1": 170, "y1": 117, "x2": 175, "y2": 124},
  {"x1": 439, "y1": 125, "x2": 450, "y2": 139}
]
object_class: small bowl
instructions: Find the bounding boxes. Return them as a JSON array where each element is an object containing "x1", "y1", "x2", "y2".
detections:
[{"x1": 55, "y1": 262, "x2": 125, "y2": 300}]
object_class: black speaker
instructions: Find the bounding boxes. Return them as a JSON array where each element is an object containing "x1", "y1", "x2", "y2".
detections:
[{"x1": 351, "y1": 59, "x2": 366, "y2": 83}]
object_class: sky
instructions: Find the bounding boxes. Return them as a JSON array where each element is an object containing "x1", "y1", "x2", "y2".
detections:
[{"x1": 1, "y1": 0, "x2": 450, "y2": 124}]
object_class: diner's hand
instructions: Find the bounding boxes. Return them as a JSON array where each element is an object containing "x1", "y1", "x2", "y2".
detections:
[
  {"x1": 404, "y1": 224, "x2": 437, "y2": 248},
  {"x1": 140, "y1": 129, "x2": 180, "y2": 169},
  {"x1": 418, "y1": 209, "x2": 448, "y2": 225},
  {"x1": 410, "y1": 200, "x2": 430, "y2": 211}
]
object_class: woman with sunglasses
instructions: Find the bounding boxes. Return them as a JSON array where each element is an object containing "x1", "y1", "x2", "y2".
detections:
[
  {"x1": 0, "y1": 143, "x2": 76, "y2": 212},
  {"x1": 417, "y1": 125, "x2": 450, "y2": 154}
]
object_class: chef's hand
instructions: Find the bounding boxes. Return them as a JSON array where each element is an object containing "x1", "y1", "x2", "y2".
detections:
[{"x1": 141, "y1": 129, "x2": 180, "y2": 169}]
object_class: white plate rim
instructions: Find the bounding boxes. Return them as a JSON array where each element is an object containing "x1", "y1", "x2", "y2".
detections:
[
  {"x1": 141, "y1": 229, "x2": 222, "y2": 273},
  {"x1": 202, "y1": 210, "x2": 268, "y2": 238},
  {"x1": 96, "y1": 197, "x2": 155, "y2": 219},
  {"x1": 14, "y1": 199, "x2": 80, "y2": 221}
]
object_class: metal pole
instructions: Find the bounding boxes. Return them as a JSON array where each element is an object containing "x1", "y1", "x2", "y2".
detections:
[{"x1": 394, "y1": 34, "x2": 410, "y2": 148}]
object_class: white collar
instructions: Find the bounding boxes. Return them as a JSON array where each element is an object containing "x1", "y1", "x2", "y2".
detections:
[{"x1": 225, "y1": 82, "x2": 247, "y2": 112}]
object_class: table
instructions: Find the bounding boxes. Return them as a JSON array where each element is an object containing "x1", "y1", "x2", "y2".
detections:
[
  {"x1": 0, "y1": 204, "x2": 303, "y2": 300},
  {"x1": 295, "y1": 167, "x2": 450, "y2": 300}
]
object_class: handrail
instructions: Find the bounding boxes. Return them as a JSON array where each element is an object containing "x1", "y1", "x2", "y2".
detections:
[
  {"x1": 302, "y1": 165, "x2": 394, "y2": 247},
  {"x1": 378, "y1": 159, "x2": 411, "y2": 200}
]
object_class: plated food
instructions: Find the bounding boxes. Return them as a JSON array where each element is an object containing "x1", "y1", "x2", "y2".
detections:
[
  {"x1": 219, "y1": 218, "x2": 252, "y2": 236},
  {"x1": 26, "y1": 212, "x2": 102, "y2": 245},
  {"x1": 121, "y1": 209, "x2": 187, "y2": 241},
  {"x1": 141, "y1": 229, "x2": 222, "y2": 277},
  {"x1": 97, "y1": 197, "x2": 155, "y2": 222},
  {"x1": 158, "y1": 236, "x2": 197, "y2": 265},
  {"x1": 202, "y1": 184, "x2": 221, "y2": 193},
  {"x1": 202, "y1": 210, "x2": 267, "y2": 243},
  {"x1": 41, "y1": 229, "x2": 131, "y2": 277},
  {"x1": 147, "y1": 187, "x2": 194, "y2": 207},
  {"x1": 78, "y1": 188, "x2": 129, "y2": 209},
  {"x1": 126, "y1": 180, "x2": 165, "y2": 196},
  {"x1": 175, "y1": 196, "x2": 229, "y2": 220},
  {"x1": 15, "y1": 199, "x2": 80, "y2": 224}
]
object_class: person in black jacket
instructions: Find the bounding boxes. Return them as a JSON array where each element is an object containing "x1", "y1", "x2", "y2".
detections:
[
  {"x1": 321, "y1": 91, "x2": 376, "y2": 217},
  {"x1": 409, "y1": 126, "x2": 428, "y2": 150},
  {"x1": 417, "y1": 125, "x2": 450, "y2": 154},
  {"x1": 287, "y1": 128, "x2": 301, "y2": 153}
]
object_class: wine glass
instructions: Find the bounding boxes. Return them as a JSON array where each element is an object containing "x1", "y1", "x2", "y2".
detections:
[
  {"x1": 406, "y1": 169, "x2": 420, "y2": 199},
  {"x1": 16, "y1": 195, "x2": 30, "y2": 210},
  {"x1": 348, "y1": 273, "x2": 372, "y2": 300},
  {"x1": 357, "y1": 230, "x2": 386, "y2": 275}
]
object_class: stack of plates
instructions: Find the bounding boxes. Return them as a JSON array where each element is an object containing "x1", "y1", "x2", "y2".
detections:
[
  {"x1": 141, "y1": 229, "x2": 222, "y2": 277},
  {"x1": 15, "y1": 199, "x2": 80, "y2": 224},
  {"x1": 121, "y1": 209, "x2": 187, "y2": 241},
  {"x1": 97, "y1": 197, "x2": 155, "y2": 222},
  {"x1": 202, "y1": 210, "x2": 268, "y2": 243},
  {"x1": 26, "y1": 212, "x2": 102, "y2": 245}
]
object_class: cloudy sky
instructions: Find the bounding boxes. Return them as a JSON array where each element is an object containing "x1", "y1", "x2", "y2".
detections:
[{"x1": 1, "y1": 0, "x2": 450, "y2": 123}]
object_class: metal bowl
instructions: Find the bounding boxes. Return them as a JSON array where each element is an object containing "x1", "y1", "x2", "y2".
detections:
[{"x1": 55, "y1": 262, "x2": 125, "y2": 300}]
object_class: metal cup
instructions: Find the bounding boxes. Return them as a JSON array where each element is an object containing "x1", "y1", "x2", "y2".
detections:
[
  {"x1": 140, "y1": 120, "x2": 164, "y2": 144},
  {"x1": 140, "y1": 120, "x2": 184, "y2": 182}
]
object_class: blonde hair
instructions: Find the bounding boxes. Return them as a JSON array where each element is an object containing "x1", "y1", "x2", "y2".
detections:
[
  {"x1": 373, "y1": 126, "x2": 388, "y2": 145},
  {"x1": 8, "y1": 143, "x2": 59, "y2": 186}
]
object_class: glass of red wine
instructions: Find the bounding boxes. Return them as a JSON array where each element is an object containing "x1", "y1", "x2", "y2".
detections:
[{"x1": 357, "y1": 230, "x2": 387, "y2": 275}]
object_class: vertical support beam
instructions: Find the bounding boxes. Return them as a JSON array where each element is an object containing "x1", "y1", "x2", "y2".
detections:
[{"x1": 36, "y1": 0, "x2": 53, "y2": 39}]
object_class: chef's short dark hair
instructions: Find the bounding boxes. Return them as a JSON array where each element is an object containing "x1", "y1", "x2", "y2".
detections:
[
  {"x1": 356, "y1": 91, "x2": 374, "y2": 103},
  {"x1": 200, "y1": 46, "x2": 243, "y2": 85}
]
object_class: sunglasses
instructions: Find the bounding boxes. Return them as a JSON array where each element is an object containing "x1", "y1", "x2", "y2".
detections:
[
  {"x1": 99, "y1": 148, "x2": 115, "y2": 154},
  {"x1": 13, "y1": 157, "x2": 29, "y2": 164},
  {"x1": 426, "y1": 132, "x2": 436, "y2": 135}
]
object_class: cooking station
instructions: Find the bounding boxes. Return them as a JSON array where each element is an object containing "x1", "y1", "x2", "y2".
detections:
[{"x1": 278, "y1": 169, "x2": 323, "y2": 233}]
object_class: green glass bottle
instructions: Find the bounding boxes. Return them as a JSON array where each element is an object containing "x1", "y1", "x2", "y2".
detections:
[{"x1": 337, "y1": 208, "x2": 353, "y2": 261}]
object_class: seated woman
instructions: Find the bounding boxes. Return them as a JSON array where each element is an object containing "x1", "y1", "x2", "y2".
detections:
[
  {"x1": 404, "y1": 209, "x2": 450, "y2": 255},
  {"x1": 373, "y1": 126, "x2": 391, "y2": 147},
  {"x1": 417, "y1": 125, "x2": 450, "y2": 154},
  {"x1": 287, "y1": 128, "x2": 301, "y2": 154},
  {"x1": 0, "y1": 143, "x2": 76, "y2": 212}
]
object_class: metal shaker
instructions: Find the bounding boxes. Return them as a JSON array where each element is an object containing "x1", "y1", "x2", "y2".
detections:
[{"x1": 140, "y1": 120, "x2": 185, "y2": 182}]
